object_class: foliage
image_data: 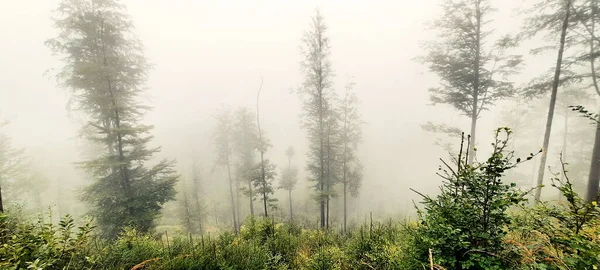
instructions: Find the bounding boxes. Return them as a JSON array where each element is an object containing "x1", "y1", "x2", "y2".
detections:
[
  {"x1": 0, "y1": 121, "x2": 29, "y2": 209},
  {"x1": 249, "y1": 159, "x2": 278, "y2": 214},
  {"x1": 233, "y1": 107, "x2": 259, "y2": 213},
  {"x1": 298, "y1": 9, "x2": 338, "y2": 228},
  {"x1": 339, "y1": 78, "x2": 364, "y2": 198},
  {"x1": 0, "y1": 213, "x2": 95, "y2": 269},
  {"x1": 279, "y1": 146, "x2": 299, "y2": 192},
  {"x1": 213, "y1": 107, "x2": 238, "y2": 233},
  {"x1": 345, "y1": 222, "x2": 419, "y2": 269},
  {"x1": 506, "y1": 158, "x2": 600, "y2": 269},
  {"x1": 46, "y1": 0, "x2": 178, "y2": 238},
  {"x1": 4, "y1": 131, "x2": 600, "y2": 269},
  {"x1": 412, "y1": 128, "x2": 532, "y2": 269},
  {"x1": 420, "y1": 0, "x2": 522, "y2": 164}
]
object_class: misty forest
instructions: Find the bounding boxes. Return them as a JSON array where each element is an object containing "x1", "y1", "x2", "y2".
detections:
[{"x1": 5, "y1": 0, "x2": 600, "y2": 269}]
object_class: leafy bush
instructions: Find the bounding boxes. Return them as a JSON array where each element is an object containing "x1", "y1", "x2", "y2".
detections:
[
  {"x1": 413, "y1": 128, "x2": 531, "y2": 269},
  {"x1": 0, "y1": 213, "x2": 94, "y2": 270},
  {"x1": 506, "y1": 159, "x2": 600, "y2": 269}
]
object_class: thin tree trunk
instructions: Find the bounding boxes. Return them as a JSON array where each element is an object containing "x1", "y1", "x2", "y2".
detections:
[
  {"x1": 343, "y1": 182, "x2": 347, "y2": 233},
  {"x1": 326, "y1": 159, "x2": 330, "y2": 230},
  {"x1": 289, "y1": 189, "x2": 293, "y2": 222},
  {"x1": 534, "y1": 0, "x2": 571, "y2": 202},
  {"x1": 468, "y1": 0, "x2": 482, "y2": 165},
  {"x1": 248, "y1": 180, "x2": 254, "y2": 216},
  {"x1": 192, "y1": 166, "x2": 203, "y2": 234},
  {"x1": 326, "y1": 196, "x2": 330, "y2": 229},
  {"x1": 469, "y1": 114, "x2": 478, "y2": 164},
  {"x1": 559, "y1": 106, "x2": 568, "y2": 201},
  {"x1": 587, "y1": 119, "x2": 600, "y2": 202},
  {"x1": 213, "y1": 194, "x2": 218, "y2": 225},
  {"x1": 260, "y1": 151, "x2": 268, "y2": 217},
  {"x1": 586, "y1": 0, "x2": 600, "y2": 202},
  {"x1": 183, "y1": 192, "x2": 193, "y2": 233},
  {"x1": 319, "y1": 102, "x2": 325, "y2": 229},
  {"x1": 316, "y1": 22, "x2": 326, "y2": 229},
  {"x1": 235, "y1": 179, "x2": 241, "y2": 225},
  {"x1": 256, "y1": 77, "x2": 268, "y2": 217},
  {"x1": 227, "y1": 161, "x2": 238, "y2": 234},
  {"x1": 325, "y1": 121, "x2": 332, "y2": 230},
  {"x1": 0, "y1": 186, "x2": 3, "y2": 213}
]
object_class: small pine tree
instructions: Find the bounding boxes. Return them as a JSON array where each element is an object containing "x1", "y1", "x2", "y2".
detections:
[
  {"x1": 279, "y1": 146, "x2": 299, "y2": 221},
  {"x1": 0, "y1": 121, "x2": 27, "y2": 212}
]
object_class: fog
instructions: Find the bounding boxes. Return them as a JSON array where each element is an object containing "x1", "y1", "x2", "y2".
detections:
[{"x1": 0, "y1": 0, "x2": 576, "y2": 224}]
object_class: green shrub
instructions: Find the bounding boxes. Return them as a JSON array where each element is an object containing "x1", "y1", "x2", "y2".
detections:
[
  {"x1": 413, "y1": 128, "x2": 530, "y2": 269},
  {"x1": 345, "y1": 224, "x2": 403, "y2": 269},
  {"x1": 0, "y1": 213, "x2": 94, "y2": 270},
  {"x1": 506, "y1": 161, "x2": 600, "y2": 269}
]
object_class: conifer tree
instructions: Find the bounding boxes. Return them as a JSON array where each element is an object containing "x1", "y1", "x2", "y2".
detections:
[
  {"x1": 213, "y1": 108, "x2": 238, "y2": 233},
  {"x1": 298, "y1": 9, "x2": 337, "y2": 228},
  {"x1": 0, "y1": 122, "x2": 27, "y2": 213},
  {"x1": 232, "y1": 107, "x2": 258, "y2": 216},
  {"x1": 178, "y1": 187, "x2": 194, "y2": 234},
  {"x1": 46, "y1": 0, "x2": 178, "y2": 237},
  {"x1": 191, "y1": 163, "x2": 205, "y2": 234},
  {"x1": 279, "y1": 146, "x2": 299, "y2": 221},
  {"x1": 338, "y1": 78, "x2": 363, "y2": 233},
  {"x1": 420, "y1": 0, "x2": 522, "y2": 164},
  {"x1": 256, "y1": 78, "x2": 277, "y2": 216}
]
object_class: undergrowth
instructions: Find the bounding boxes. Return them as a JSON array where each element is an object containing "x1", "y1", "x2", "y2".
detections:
[{"x1": 1, "y1": 128, "x2": 599, "y2": 269}]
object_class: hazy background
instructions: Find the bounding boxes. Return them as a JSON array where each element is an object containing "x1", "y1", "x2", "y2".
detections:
[{"x1": 0, "y1": 0, "x2": 553, "y2": 219}]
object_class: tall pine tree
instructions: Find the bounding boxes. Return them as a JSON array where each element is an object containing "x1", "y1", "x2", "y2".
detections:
[
  {"x1": 298, "y1": 9, "x2": 336, "y2": 228},
  {"x1": 232, "y1": 107, "x2": 258, "y2": 217},
  {"x1": 420, "y1": 0, "x2": 522, "y2": 164},
  {"x1": 338, "y1": 78, "x2": 363, "y2": 233},
  {"x1": 46, "y1": 0, "x2": 178, "y2": 237},
  {"x1": 213, "y1": 107, "x2": 238, "y2": 233}
]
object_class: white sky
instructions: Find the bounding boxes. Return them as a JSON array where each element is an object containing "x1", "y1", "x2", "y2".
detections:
[{"x1": 0, "y1": 0, "x2": 542, "y2": 213}]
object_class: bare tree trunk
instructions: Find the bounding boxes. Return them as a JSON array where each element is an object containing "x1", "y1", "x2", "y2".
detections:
[
  {"x1": 325, "y1": 163, "x2": 330, "y2": 229},
  {"x1": 192, "y1": 166, "x2": 203, "y2": 234},
  {"x1": 288, "y1": 189, "x2": 293, "y2": 222},
  {"x1": 227, "y1": 161, "x2": 238, "y2": 234},
  {"x1": 326, "y1": 196, "x2": 330, "y2": 229},
  {"x1": 0, "y1": 186, "x2": 3, "y2": 213},
  {"x1": 183, "y1": 191, "x2": 193, "y2": 233},
  {"x1": 260, "y1": 151, "x2": 268, "y2": 217},
  {"x1": 586, "y1": 0, "x2": 600, "y2": 203},
  {"x1": 559, "y1": 106, "x2": 568, "y2": 201},
  {"x1": 256, "y1": 77, "x2": 268, "y2": 217},
  {"x1": 248, "y1": 181, "x2": 254, "y2": 216},
  {"x1": 469, "y1": 0, "x2": 482, "y2": 165},
  {"x1": 343, "y1": 182, "x2": 347, "y2": 233},
  {"x1": 469, "y1": 113, "x2": 477, "y2": 164},
  {"x1": 235, "y1": 179, "x2": 241, "y2": 225},
  {"x1": 535, "y1": 0, "x2": 571, "y2": 202},
  {"x1": 587, "y1": 120, "x2": 600, "y2": 202}
]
